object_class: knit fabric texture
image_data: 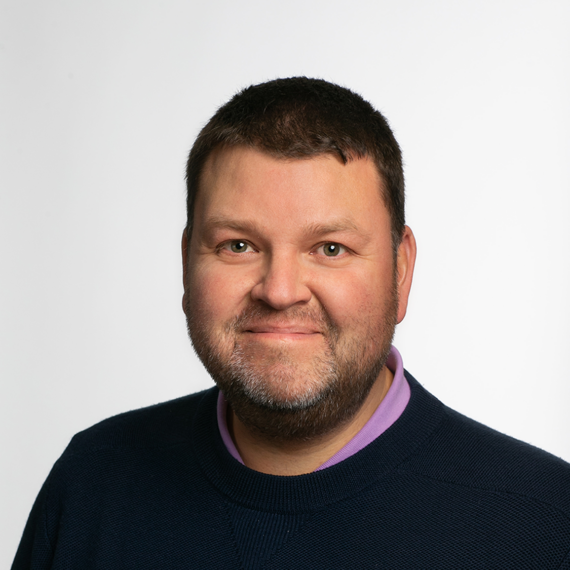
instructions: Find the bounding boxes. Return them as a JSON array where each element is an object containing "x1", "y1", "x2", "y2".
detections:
[{"x1": 12, "y1": 372, "x2": 570, "y2": 569}]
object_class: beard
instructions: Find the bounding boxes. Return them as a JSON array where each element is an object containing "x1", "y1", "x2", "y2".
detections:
[{"x1": 185, "y1": 279, "x2": 398, "y2": 444}]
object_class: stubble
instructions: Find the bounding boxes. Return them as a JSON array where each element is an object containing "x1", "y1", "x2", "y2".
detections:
[{"x1": 185, "y1": 284, "x2": 398, "y2": 443}]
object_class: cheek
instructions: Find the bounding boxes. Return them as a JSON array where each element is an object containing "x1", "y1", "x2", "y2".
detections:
[
  {"x1": 314, "y1": 266, "x2": 394, "y2": 327},
  {"x1": 316, "y1": 275, "x2": 370, "y2": 322},
  {"x1": 186, "y1": 263, "x2": 254, "y2": 322}
]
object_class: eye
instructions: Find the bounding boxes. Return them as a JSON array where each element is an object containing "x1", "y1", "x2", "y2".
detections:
[
  {"x1": 316, "y1": 243, "x2": 347, "y2": 257},
  {"x1": 223, "y1": 240, "x2": 255, "y2": 254}
]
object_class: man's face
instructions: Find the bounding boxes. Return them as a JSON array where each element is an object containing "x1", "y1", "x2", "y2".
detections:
[{"x1": 183, "y1": 147, "x2": 415, "y2": 441}]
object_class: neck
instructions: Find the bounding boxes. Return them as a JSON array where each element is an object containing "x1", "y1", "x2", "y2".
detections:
[{"x1": 228, "y1": 366, "x2": 394, "y2": 476}]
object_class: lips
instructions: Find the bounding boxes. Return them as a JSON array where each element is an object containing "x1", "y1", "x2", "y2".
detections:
[
  {"x1": 246, "y1": 325, "x2": 321, "y2": 335},
  {"x1": 230, "y1": 305, "x2": 332, "y2": 338}
]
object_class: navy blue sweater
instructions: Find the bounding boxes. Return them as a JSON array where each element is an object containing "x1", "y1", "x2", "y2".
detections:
[{"x1": 13, "y1": 373, "x2": 570, "y2": 569}]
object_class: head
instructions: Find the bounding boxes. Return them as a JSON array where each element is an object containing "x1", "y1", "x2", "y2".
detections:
[
  {"x1": 186, "y1": 77, "x2": 405, "y2": 255},
  {"x1": 182, "y1": 78, "x2": 415, "y2": 443}
]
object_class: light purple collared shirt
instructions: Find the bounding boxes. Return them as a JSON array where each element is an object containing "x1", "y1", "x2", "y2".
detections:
[{"x1": 216, "y1": 345, "x2": 410, "y2": 471}]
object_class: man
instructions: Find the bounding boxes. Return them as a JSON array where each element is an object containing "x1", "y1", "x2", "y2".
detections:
[{"x1": 13, "y1": 78, "x2": 570, "y2": 568}]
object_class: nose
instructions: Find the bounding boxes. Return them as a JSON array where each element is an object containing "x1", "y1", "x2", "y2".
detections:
[{"x1": 250, "y1": 252, "x2": 312, "y2": 310}]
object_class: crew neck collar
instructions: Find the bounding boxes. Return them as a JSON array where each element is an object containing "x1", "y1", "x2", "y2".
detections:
[
  {"x1": 216, "y1": 346, "x2": 411, "y2": 472},
  {"x1": 191, "y1": 372, "x2": 444, "y2": 514}
]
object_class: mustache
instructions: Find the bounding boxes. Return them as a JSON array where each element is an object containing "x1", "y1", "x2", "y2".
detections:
[{"x1": 227, "y1": 303, "x2": 339, "y2": 339}]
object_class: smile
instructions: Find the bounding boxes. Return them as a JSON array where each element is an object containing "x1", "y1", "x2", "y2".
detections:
[{"x1": 244, "y1": 326, "x2": 322, "y2": 341}]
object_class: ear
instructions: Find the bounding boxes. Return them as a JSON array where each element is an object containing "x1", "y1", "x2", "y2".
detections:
[
  {"x1": 181, "y1": 228, "x2": 190, "y2": 307},
  {"x1": 395, "y1": 225, "x2": 417, "y2": 324}
]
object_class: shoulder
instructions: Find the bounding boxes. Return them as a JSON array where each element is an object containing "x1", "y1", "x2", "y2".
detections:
[
  {"x1": 12, "y1": 388, "x2": 220, "y2": 567},
  {"x1": 64, "y1": 387, "x2": 218, "y2": 457},
  {"x1": 403, "y1": 371, "x2": 570, "y2": 517},
  {"x1": 44, "y1": 387, "x2": 219, "y2": 507}
]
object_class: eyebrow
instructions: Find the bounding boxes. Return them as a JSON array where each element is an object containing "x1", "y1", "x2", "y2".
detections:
[
  {"x1": 202, "y1": 216, "x2": 361, "y2": 238},
  {"x1": 303, "y1": 219, "x2": 359, "y2": 235},
  {"x1": 201, "y1": 216, "x2": 264, "y2": 236}
]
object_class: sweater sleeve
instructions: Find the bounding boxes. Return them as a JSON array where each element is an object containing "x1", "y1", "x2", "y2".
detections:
[
  {"x1": 11, "y1": 464, "x2": 59, "y2": 570},
  {"x1": 558, "y1": 547, "x2": 570, "y2": 570}
]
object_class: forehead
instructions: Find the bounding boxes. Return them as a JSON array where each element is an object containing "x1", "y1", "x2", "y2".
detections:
[{"x1": 197, "y1": 146, "x2": 387, "y2": 227}]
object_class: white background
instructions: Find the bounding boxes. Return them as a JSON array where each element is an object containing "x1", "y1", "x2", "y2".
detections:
[{"x1": 1, "y1": 0, "x2": 569, "y2": 564}]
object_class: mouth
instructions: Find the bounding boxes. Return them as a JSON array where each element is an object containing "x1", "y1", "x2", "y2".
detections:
[{"x1": 243, "y1": 325, "x2": 322, "y2": 341}]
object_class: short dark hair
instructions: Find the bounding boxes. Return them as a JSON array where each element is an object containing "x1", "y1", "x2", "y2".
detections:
[{"x1": 185, "y1": 77, "x2": 405, "y2": 249}]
